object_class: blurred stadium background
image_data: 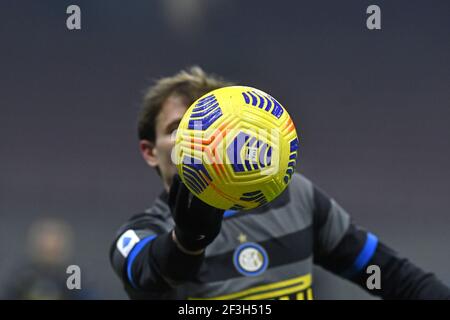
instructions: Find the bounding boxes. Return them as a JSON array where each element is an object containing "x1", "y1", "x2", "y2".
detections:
[{"x1": 0, "y1": 0, "x2": 449, "y2": 299}]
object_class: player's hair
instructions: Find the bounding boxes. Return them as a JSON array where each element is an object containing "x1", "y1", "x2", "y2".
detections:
[{"x1": 138, "y1": 66, "x2": 233, "y2": 143}]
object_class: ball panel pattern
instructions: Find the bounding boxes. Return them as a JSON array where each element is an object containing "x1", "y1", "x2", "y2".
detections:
[{"x1": 175, "y1": 86, "x2": 299, "y2": 210}]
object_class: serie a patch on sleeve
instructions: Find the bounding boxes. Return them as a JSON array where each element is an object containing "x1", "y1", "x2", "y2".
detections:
[{"x1": 116, "y1": 229, "x2": 141, "y2": 258}]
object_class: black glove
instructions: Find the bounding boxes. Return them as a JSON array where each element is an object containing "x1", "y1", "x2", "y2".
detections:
[{"x1": 168, "y1": 174, "x2": 224, "y2": 252}]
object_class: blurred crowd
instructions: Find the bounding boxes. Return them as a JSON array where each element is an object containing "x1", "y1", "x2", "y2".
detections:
[{"x1": 2, "y1": 218, "x2": 96, "y2": 300}]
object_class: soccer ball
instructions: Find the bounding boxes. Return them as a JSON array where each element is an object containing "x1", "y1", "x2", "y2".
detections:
[{"x1": 174, "y1": 86, "x2": 298, "y2": 210}]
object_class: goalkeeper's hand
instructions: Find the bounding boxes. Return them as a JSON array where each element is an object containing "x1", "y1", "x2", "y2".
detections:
[{"x1": 168, "y1": 174, "x2": 224, "y2": 254}]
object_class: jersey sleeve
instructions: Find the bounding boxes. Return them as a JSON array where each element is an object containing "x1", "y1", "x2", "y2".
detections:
[
  {"x1": 109, "y1": 211, "x2": 206, "y2": 299},
  {"x1": 109, "y1": 213, "x2": 168, "y2": 297},
  {"x1": 310, "y1": 183, "x2": 450, "y2": 299}
]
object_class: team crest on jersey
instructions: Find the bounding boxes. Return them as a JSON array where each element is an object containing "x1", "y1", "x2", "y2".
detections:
[
  {"x1": 233, "y1": 242, "x2": 269, "y2": 277},
  {"x1": 116, "y1": 229, "x2": 140, "y2": 258}
]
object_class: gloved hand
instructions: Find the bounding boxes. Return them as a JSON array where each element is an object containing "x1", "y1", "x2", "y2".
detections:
[{"x1": 168, "y1": 174, "x2": 224, "y2": 252}]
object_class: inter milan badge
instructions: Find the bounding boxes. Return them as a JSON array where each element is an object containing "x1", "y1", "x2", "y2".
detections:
[{"x1": 233, "y1": 242, "x2": 269, "y2": 277}]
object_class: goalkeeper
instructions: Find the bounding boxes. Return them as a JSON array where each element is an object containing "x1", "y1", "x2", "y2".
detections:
[{"x1": 110, "y1": 67, "x2": 450, "y2": 300}]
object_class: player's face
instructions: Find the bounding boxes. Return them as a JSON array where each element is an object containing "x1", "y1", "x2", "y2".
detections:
[{"x1": 140, "y1": 95, "x2": 188, "y2": 192}]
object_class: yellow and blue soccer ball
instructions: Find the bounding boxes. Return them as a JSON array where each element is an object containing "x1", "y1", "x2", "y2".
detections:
[{"x1": 174, "y1": 86, "x2": 298, "y2": 210}]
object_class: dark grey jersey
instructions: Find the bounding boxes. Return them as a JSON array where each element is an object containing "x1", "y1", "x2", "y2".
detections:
[{"x1": 110, "y1": 173, "x2": 450, "y2": 300}]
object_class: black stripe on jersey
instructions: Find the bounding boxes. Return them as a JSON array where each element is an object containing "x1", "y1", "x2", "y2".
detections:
[
  {"x1": 314, "y1": 223, "x2": 368, "y2": 274},
  {"x1": 196, "y1": 225, "x2": 312, "y2": 283},
  {"x1": 312, "y1": 186, "x2": 332, "y2": 259},
  {"x1": 312, "y1": 186, "x2": 331, "y2": 230}
]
